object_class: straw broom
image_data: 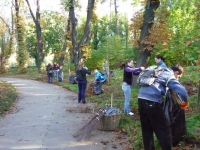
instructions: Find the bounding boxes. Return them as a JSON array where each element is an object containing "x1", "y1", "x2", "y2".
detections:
[{"x1": 73, "y1": 106, "x2": 107, "y2": 141}]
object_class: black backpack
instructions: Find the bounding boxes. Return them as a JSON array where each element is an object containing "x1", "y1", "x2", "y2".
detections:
[{"x1": 137, "y1": 66, "x2": 164, "y2": 86}]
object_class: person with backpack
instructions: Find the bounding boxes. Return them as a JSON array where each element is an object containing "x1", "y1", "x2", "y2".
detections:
[
  {"x1": 76, "y1": 60, "x2": 91, "y2": 104},
  {"x1": 137, "y1": 64, "x2": 188, "y2": 150},
  {"x1": 164, "y1": 64, "x2": 188, "y2": 146},
  {"x1": 46, "y1": 63, "x2": 54, "y2": 83},
  {"x1": 155, "y1": 54, "x2": 167, "y2": 69},
  {"x1": 122, "y1": 59, "x2": 145, "y2": 116}
]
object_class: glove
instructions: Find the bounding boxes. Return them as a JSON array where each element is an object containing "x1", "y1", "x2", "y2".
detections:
[{"x1": 180, "y1": 102, "x2": 189, "y2": 110}]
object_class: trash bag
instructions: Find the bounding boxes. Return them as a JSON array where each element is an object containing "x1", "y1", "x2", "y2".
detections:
[
  {"x1": 104, "y1": 107, "x2": 121, "y2": 116},
  {"x1": 164, "y1": 90, "x2": 187, "y2": 146},
  {"x1": 93, "y1": 79, "x2": 103, "y2": 95},
  {"x1": 69, "y1": 75, "x2": 77, "y2": 84}
]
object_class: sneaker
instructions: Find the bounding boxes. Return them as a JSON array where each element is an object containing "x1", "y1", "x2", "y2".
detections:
[{"x1": 127, "y1": 112, "x2": 134, "y2": 116}]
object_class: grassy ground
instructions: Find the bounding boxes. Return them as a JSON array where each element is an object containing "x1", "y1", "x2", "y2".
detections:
[{"x1": 0, "y1": 66, "x2": 200, "y2": 149}]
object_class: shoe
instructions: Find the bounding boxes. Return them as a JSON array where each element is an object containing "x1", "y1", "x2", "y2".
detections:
[
  {"x1": 82, "y1": 101, "x2": 86, "y2": 104},
  {"x1": 127, "y1": 112, "x2": 134, "y2": 116}
]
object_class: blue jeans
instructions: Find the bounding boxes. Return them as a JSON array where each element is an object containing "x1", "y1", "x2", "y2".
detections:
[
  {"x1": 122, "y1": 83, "x2": 131, "y2": 114},
  {"x1": 78, "y1": 80, "x2": 87, "y2": 103},
  {"x1": 54, "y1": 70, "x2": 59, "y2": 81}
]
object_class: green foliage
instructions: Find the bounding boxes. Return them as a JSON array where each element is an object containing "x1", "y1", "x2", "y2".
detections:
[
  {"x1": 85, "y1": 50, "x2": 105, "y2": 71},
  {"x1": 0, "y1": 81, "x2": 17, "y2": 116},
  {"x1": 182, "y1": 66, "x2": 200, "y2": 85},
  {"x1": 186, "y1": 114, "x2": 200, "y2": 140},
  {"x1": 15, "y1": 12, "x2": 29, "y2": 73},
  {"x1": 61, "y1": 0, "x2": 81, "y2": 11},
  {"x1": 149, "y1": 0, "x2": 200, "y2": 66},
  {"x1": 85, "y1": 35, "x2": 135, "y2": 71}
]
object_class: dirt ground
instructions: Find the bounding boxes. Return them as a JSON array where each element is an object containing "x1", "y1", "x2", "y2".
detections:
[{"x1": 0, "y1": 77, "x2": 132, "y2": 150}]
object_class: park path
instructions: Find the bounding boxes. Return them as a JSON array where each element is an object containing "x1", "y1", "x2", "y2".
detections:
[{"x1": 0, "y1": 78, "x2": 125, "y2": 150}]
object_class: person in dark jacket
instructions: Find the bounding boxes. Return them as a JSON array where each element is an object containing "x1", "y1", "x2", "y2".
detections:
[
  {"x1": 138, "y1": 65, "x2": 188, "y2": 150},
  {"x1": 164, "y1": 64, "x2": 188, "y2": 146},
  {"x1": 46, "y1": 63, "x2": 53, "y2": 83},
  {"x1": 76, "y1": 61, "x2": 91, "y2": 104},
  {"x1": 122, "y1": 59, "x2": 145, "y2": 115}
]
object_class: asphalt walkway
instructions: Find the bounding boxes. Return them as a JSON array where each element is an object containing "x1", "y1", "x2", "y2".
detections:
[{"x1": 0, "y1": 78, "x2": 125, "y2": 150}]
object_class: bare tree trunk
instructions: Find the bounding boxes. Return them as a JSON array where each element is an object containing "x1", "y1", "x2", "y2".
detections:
[
  {"x1": 136, "y1": 0, "x2": 160, "y2": 67},
  {"x1": 69, "y1": 0, "x2": 95, "y2": 70},
  {"x1": 69, "y1": 0, "x2": 78, "y2": 70},
  {"x1": 114, "y1": 0, "x2": 119, "y2": 35},
  {"x1": 59, "y1": 16, "x2": 71, "y2": 67},
  {"x1": 25, "y1": 0, "x2": 44, "y2": 72},
  {"x1": 133, "y1": 0, "x2": 160, "y2": 87}
]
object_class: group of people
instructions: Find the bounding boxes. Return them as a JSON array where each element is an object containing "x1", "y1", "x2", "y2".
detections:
[
  {"x1": 46, "y1": 62, "x2": 63, "y2": 83},
  {"x1": 71, "y1": 55, "x2": 188, "y2": 149},
  {"x1": 122, "y1": 54, "x2": 188, "y2": 149}
]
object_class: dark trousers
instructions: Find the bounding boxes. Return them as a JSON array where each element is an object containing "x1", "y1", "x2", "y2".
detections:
[
  {"x1": 47, "y1": 74, "x2": 53, "y2": 83},
  {"x1": 138, "y1": 98, "x2": 172, "y2": 150},
  {"x1": 78, "y1": 80, "x2": 87, "y2": 103}
]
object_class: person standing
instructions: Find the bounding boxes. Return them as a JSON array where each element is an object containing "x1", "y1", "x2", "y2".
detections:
[
  {"x1": 137, "y1": 65, "x2": 188, "y2": 150},
  {"x1": 102, "y1": 60, "x2": 109, "y2": 76},
  {"x1": 155, "y1": 54, "x2": 167, "y2": 69},
  {"x1": 122, "y1": 59, "x2": 145, "y2": 115},
  {"x1": 76, "y1": 61, "x2": 91, "y2": 104},
  {"x1": 53, "y1": 62, "x2": 60, "y2": 81},
  {"x1": 164, "y1": 64, "x2": 188, "y2": 146},
  {"x1": 46, "y1": 63, "x2": 53, "y2": 83}
]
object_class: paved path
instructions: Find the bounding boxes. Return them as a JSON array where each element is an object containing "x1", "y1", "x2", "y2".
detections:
[{"x1": 0, "y1": 78, "x2": 125, "y2": 150}]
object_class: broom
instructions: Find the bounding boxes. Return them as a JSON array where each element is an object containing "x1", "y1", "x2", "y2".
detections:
[{"x1": 73, "y1": 106, "x2": 107, "y2": 141}]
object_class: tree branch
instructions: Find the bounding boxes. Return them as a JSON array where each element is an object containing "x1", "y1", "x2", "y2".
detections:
[
  {"x1": 25, "y1": 0, "x2": 36, "y2": 23},
  {"x1": 78, "y1": 0, "x2": 95, "y2": 47}
]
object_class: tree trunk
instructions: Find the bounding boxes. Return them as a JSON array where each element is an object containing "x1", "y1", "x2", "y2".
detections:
[
  {"x1": 136, "y1": 0, "x2": 160, "y2": 68},
  {"x1": 114, "y1": 0, "x2": 119, "y2": 35},
  {"x1": 59, "y1": 15, "x2": 71, "y2": 67},
  {"x1": 15, "y1": 0, "x2": 28, "y2": 73},
  {"x1": 69, "y1": 0, "x2": 78, "y2": 70},
  {"x1": 25, "y1": 0, "x2": 44, "y2": 72},
  {"x1": 69, "y1": 0, "x2": 95, "y2": 70},
  {"x1": 133, "y1": 0, "x2": 160, "y2": 87}
]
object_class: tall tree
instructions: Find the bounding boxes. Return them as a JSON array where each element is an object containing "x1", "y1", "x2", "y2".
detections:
[
  {"x1": 25, "y1": 0, "x2": 44, "y2": 72},
  {"x1": 0, "y1": 5, "x2": 14, "y2": 73},
  {"x1": 136, "y1": 0, "x2": 160, "y2": 67},
  {"x1": 114, "y1": 0, "x2": 119, "y2": 35},
  {"x1": 68, "y1": 0, "x2": 95, "y2": 70},
  {"x1": 15, "y1": 0, "x2": 29, "y2": 73}
]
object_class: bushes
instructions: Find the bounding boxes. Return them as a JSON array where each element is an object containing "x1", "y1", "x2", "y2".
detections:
[{"x1": 0, "y1": 81, "x2": 17, "y2": 116}]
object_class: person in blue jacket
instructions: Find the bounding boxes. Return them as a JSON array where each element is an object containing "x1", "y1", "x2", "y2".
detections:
[
  {"x1": 94, "y1": 69, "x2": 107, "y2": 83},
  {"x1": 155, "y1": 54, "x2": 167, "y2": 69},
  {"x1": 138, "y1": 64, "x2": 188, "y2": 150},
  {"x1": 122, "y1": 59, "x2": 145, "y2": 116}
]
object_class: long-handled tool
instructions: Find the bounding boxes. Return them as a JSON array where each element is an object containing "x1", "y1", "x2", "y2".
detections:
[{"x1": 73, "y1": 106, "x2": 107, "y2": 141}]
